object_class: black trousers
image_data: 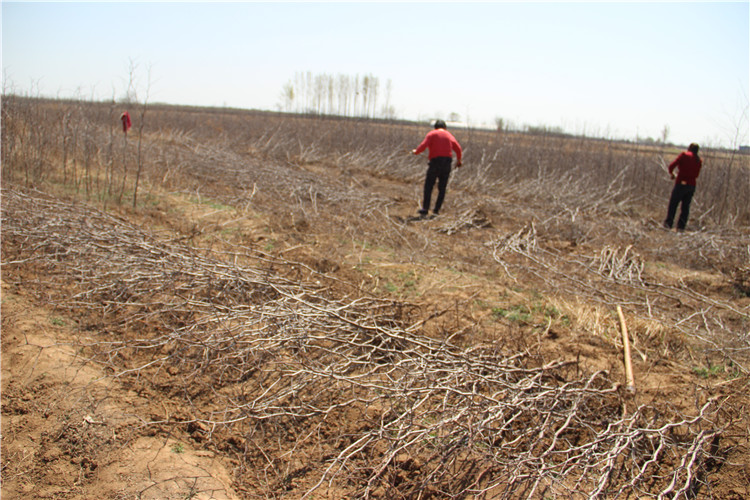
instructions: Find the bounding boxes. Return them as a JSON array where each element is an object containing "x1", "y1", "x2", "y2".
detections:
[
  {"x1": 421, "y1": 157, "x2": 452, "y2": 214},
  {"x1": 664, "y1": 183, "x2": 696, "y2": 230}
]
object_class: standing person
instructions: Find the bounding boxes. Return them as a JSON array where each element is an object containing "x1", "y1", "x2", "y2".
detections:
[
  {"x1": 120, "y1": 111, "x2": 132, "y2": 137},
  {"x1": 664, "y1": 143, "x2": 702, "y2": 231},
  {"x1": 412, "y1": 119, "x2": 463, "y2": 217}
]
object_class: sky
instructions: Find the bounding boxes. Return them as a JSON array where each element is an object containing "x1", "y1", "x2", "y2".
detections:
[{"x1": 2, "y1": 1, "x2": 748, "y2": 148}]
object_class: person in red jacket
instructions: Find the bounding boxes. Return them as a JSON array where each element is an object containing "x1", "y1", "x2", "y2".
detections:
[
  {"x1": 412, "y1": 120, "x2": 463, "y2": 217},
  {"x1": 120, "y1": 111, "x2": 132, "y2": 136},
  {"x1": 664, "y1": 143, "x2": 702, "y2": 231}
]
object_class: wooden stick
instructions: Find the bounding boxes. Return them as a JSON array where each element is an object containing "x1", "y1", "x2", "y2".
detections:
[{"x1": 617, "y1": 305, "x2": 636, "y2": 393}]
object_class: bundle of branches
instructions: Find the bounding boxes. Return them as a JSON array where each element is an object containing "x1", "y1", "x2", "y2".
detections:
[
  {"x1": 487, "y1": 221, "x2": 750, "y2": 375},
  {"x1": 0, "y1": 187, "x2": 731, "y2": 498}
]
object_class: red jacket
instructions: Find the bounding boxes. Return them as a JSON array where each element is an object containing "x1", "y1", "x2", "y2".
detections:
[
  {"x1": 120, "y1": 111, "x2": 132, "y2": 133},
  {"x1": 668, "y1": 151, "x2": 702, "y2": 186},
  {"x1": 415, "y1": 129, "x2": 462, "y2": 163}
]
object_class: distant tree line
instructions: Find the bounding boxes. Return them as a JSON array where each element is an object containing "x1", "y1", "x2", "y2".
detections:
[{"x1": 278, "y1": 71, "x2": 395, "y2": 119}]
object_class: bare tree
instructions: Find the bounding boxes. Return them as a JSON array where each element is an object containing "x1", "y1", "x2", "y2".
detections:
[
  {"x1": 660, "y1": 124, "x2": 670, "y2": 144},
  {"x1": 337, "y1": 74, "x2": 350, "y2": 116},
  {"x1": 368, "y1": 75, "x2": 379, "y2": 117},
  {"x1": 381, "y1": 78, "x2": 395, "y2": 119},
  {"x1": 279, "y1": 82, "x2": 294, "y2": 112},
  {"x1": 132, "y1": 63, "x2": 153, "y2": 208}
]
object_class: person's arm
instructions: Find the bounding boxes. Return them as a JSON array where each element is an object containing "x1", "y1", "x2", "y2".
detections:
[
  {"x1": 412, "y1": 136, "x2": 429, "y2": 155},
  {"x1": 668, "y1": 153, "x2": 683, "y2": 179},
  {"x1": 452, "y1": 139, "x2": 463, "y2": 167}
]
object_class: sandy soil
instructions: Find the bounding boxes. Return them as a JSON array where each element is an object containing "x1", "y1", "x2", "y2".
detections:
[{"x1": 1, "y1": 278, "x2": 241, "y2": 499}]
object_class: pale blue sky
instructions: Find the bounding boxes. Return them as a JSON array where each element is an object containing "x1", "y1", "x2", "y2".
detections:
[{"x1": 3, "y1": 1, "x2": 748, "y2": 147}]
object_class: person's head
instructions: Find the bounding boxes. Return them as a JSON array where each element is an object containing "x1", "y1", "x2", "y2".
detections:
[
  {"x1": 434, "y1": 119, "x2": 447, "y2": 130},
  {"x1": 688, "y1": 143, "x2": 700, "y2": 154}
]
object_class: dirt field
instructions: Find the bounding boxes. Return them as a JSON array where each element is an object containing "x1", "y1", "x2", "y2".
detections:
[{"x1": 2, "y1": 101, "x2": 749, "y2": 498}]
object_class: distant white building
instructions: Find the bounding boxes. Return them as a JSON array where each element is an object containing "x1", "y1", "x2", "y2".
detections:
[{"x1": 426, "y1": 119, "x2": 490, "y2": 130}]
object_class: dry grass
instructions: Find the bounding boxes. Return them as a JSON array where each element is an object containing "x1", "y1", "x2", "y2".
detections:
[{"x1": 2, "y1": 96, "x2": 749, "y2": 499}]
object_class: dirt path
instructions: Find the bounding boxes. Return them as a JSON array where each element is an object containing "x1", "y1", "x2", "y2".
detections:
[{"x1": 1, "y1": 279, "x2": 240, "y2": 500}]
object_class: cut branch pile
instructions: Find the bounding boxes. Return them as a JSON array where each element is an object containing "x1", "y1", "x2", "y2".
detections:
[
  {"x1": 594, "y1": 245, "x2": 645, "y2": 284},
  {"x1": 487, "y1": 222, "x2": 749, "y2": 375},
  {"x1": 0, "y1": 187, "x2": 733, "y2": 498},
  {"x1": 437, "y1": 208, "x2": 493, "y2": 236}
]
